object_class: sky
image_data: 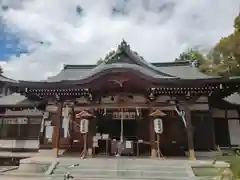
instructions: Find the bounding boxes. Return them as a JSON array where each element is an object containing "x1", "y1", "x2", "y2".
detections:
[{"x1": 0, "y1": 0, "x2": 239, "y2": 80}]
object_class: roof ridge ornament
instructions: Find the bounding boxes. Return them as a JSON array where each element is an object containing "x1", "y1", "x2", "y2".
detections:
[
  {"x1": 98, "y1": 39, "x2": 130, "y2": 64},
  {"x1": 118, "y1": 39, "x2": 130, "y2": 51}
]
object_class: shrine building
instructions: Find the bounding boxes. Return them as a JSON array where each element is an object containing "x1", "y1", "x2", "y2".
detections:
[{"x1": 2, "y1": 40, "x2": 240, "y2": 159}]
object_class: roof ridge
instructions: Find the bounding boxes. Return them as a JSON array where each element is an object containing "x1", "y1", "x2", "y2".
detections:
[
  {"x1": 63, "y1": 64, "x2": 96, "y2": 70},
  {"x1": 152, "y1": 61, "x2": 191, "y2": 67},
  {"x1": 63, "y1": 60, "x2": 192, "y2": 70}
]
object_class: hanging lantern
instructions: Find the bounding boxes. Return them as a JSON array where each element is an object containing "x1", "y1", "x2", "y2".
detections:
[
  {"x1": 80, "y1": 119, "x2": 89, "y2": 134},
  {"x1": 154, "y1": 118, "x2": 163, "y2": 134}
]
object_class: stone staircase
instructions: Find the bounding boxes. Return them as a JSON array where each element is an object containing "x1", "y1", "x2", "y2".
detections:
[{"x1": 49, "y1": 158, "x2": 195, "y2": 180}]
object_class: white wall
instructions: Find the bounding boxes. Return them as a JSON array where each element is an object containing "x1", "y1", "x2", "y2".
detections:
[
  {"x1": 0, "y1": 140, "x2": 39, "y2": 149},
  {"x1": 228, "y1": 119, "x2": 240, "y2": 146}
]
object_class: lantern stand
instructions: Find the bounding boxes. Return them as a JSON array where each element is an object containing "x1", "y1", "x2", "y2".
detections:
[
  {"x1": 76, "y1": 110, "x2": 94, "y2": 159},
  {"x1": 81, "y1": 130, "x2": 87, "y2": 159},
  {"x1": 156, "y1": 133, "x2": 162, "y2": 158},
  {"x1": 149, "y1": 109, "x2": 166, "y2": 159},
  {"x1": 78, "y1": 118, "x2": 88, "y2": 159}
]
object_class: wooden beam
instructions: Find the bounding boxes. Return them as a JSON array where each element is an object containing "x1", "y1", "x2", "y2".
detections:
[
  {"x1": 74, "y1": 103, "x2": 177, "y2": 110},
  {"x1": 183, "y1": 102, "x2": 196, "y2": 160},
  {"x1": 148, "y1": 105, "x2": 156, "y2": 158},
  {"x1": 52, "y1": 102, "x2": 63, "y2": 157}
]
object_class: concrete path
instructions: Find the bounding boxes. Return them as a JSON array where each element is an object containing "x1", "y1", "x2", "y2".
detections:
[{"x1": 0, "y1": 156, "x2": 230, "y2": 180}]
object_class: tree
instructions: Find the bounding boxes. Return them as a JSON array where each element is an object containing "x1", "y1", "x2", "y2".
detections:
[
  {"x1": 175, "y1": 49, "x2": 206, "y2": 65},
  {"x1": 212, "y1": 27, "x2": 240, "y2": 76},
  {"x1": 234, "y1": 14, "x2": 240, "y2": 32},
  {"x1": 175, "y1": 14, "x2": 240, "y2": 77}
]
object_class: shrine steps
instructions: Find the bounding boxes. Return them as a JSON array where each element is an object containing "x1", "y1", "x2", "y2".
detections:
[{"x1": 51, "y1": 158, "x2": 195, "y2": 180}]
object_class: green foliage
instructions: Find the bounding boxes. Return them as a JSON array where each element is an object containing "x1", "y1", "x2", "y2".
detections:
[
  {"x1": 230, "y1": 155, "x2": 240, "y2": 179},
  {"x1": 175, "y1": 49, "x2": 206, "y2": 64},
  {"x1": 176, "y1": 14, "x2": 240, "y2": 77},
  {"x1": 234, "y1": 14, "x2": 240, "y2": 32},
  {"x1": 212, "y1": 146, "x2": 240, "y2": 179}
]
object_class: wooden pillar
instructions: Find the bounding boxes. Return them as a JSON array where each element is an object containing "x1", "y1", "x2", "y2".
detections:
[
  {"x1": 183, "y1": 102, "x2": 196, "y2": 160},
  {"x1": 87, "y1": 118, "x2": 93, "y2": 157},
  {"x1": 52, "y1": 102, "x2": 63, "y2": 157},
  {"x1": 87, "y1": 109, "x2": 96, "y2": 157},
  {"x1": 69, "y1": 107, "x2": 75, "y2": 149},
  {"x1": 149, "y1": 108, "x2": 156, "y2": 157}
]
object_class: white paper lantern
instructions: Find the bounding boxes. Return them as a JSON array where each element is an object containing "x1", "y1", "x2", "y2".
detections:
[
  {"x1": 154, "y1": 118, "x2": 163, "y2": 134},
  {"x1": 80, "y1": 119, "x2": 89, "y2": 134}
]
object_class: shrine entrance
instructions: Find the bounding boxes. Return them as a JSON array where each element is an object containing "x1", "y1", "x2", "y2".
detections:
[{"x1": 93, "y1": 108, "x2": 150, "y2": 156}]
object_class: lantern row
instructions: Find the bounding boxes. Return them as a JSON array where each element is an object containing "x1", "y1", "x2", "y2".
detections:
[
  {"x1": 150, "y1": 86, "x2": 220, "y2": 92},
  {"x1": 19, "y1": 83, "x2": 237, "y2": 93},
  {"x1": 32, "y1": 91, "x2": 210, "y2": 98},
  {"x1": 27, "y1": 88, "x2": 90, "y2": 92},
  {"x1": 33, "y1": 92, "x2": 91, "y2": 97},
  {"x1": 151, "y1": 91, "x2": 211, "y2": 95}
]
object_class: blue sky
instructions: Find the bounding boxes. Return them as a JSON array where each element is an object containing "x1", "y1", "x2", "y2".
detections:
[{"x1": 0, "y1": 22, "x2": 28, "y2": 60}]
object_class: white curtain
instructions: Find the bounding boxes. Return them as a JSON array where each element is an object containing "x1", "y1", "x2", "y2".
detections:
[
  {"x1": 62, "y1": 107, "x2": 71, "y2": 138},
  {"x1": 228, "y1": 119, "x2": 240, "y2": 145}
]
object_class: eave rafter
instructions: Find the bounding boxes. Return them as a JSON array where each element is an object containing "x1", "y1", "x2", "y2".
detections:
[
  {"x1": 147, "y1": 83, "x2": 239, "y2": 101},
  {"x1": 14, "y1": 78, "x2": 240, "y2": 104}
]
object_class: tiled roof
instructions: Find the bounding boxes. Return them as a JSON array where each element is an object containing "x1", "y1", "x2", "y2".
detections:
[
  {"x1": 47, "y1": 61, "x2": 215, "y2": 82},
  {"x1": 0, "y1": 74, "x2": 18, "y2": 83},
  {"x1": 0, "y1": 93, "x2": 39, "y2": 107},
  {"x1": 23, "y1": 40, "x2": 220, "y2": 83},
  {"x1": 224, "y1": 92, "x2": 240, "y2": 105},
  {"x1": 47, "y1": 63, "x2": 178, "y2": 82}
]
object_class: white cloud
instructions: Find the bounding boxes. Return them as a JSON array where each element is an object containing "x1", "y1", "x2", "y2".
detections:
[{"x1": 1, "y1": 0, "x2": 239, "y2": 80}]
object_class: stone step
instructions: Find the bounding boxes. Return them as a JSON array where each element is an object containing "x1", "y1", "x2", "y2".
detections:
[
  {"x1": 49, "y1": 174, "x2": 192, "y2": 180},
  {"x1": 52, "y1": 169, "x2": 189, "y2": 179},
  {"x1": 57, "y1": 161, "x2": 190, "y2": 167},
  {"x1": 57, "y1": 161, "x2": 187, "y2": 167},
  {"x1": 55, "y1": 165, "x2": 186, "y2": 171},
  {"x1": 45, "y1": 177, "x2": 192, "y2": 180},
  {"x1": 53, "y1": 168, "x2": 189, "y2": 176},
  {"x1": 51, "y1": 159, "x2": 194, "y2": 180}
]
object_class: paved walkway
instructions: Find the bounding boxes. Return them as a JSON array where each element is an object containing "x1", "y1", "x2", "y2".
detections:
[{"x1": 0, "y1": 154, "x2": 230, "y2": 180}]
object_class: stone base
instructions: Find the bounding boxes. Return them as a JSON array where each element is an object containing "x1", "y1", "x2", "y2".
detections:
[
  {"x1": 189, "y1": 149, "x2": 196, "y2": 160},
  {"x1": 87, "y1": 148, "x2": 93, "y2": 158},
  {"x1": 151, "y1": 148, "x2": 157, "y2": 157},
  {"x1": 18, "y1": 158, "x2": 51, "y2": 173},
  {"x1": 52, "y1": 148, "x2": 58, "y2": 157}
]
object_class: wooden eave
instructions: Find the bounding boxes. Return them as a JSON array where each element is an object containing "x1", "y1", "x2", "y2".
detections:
[{"x1": 14, "y1": 77, "x2": 239, "y2": 90}]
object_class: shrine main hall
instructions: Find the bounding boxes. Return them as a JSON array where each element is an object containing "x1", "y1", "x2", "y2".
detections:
[{"x1": 1, "y1": 40, "x2": 240, "y2": 160}]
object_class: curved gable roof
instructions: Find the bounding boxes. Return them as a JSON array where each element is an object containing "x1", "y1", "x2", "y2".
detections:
[
  {"x1": 47, "y1": 63, "x2": 178, "y2": 82},
  {"x1": 47, "y1": 41, "x2": 216, "y2": 82},
  {"x1": 0, "y1": 74, "x2": 18, "y2": 83}
]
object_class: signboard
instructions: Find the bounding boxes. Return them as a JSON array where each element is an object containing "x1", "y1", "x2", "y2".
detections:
[
  {"x1": 80, "y1": 119, "x2": 89, "y2": 134},
  {"x1": 112, "y1": 112, "x2": 136, "y2": 120},
  {"x1": 29, "y1": 118, "x2": 42, "y2": 124},
  {"x1": 45, "y1": 126, "x2": 53, "y2": 138},
  {"x1": 154, "y1": 118, "x2": 163, "y2": 134},
  {"x1": 1, "y1": 118, "x2": 28, "y2": 124}
]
